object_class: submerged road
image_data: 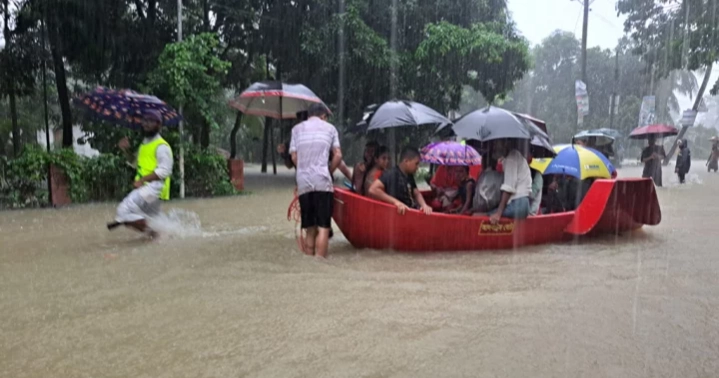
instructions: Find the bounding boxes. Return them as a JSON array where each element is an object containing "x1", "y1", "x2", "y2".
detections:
[{"x1": 1, "y1": 163, "x2": 718, "y2": 377}]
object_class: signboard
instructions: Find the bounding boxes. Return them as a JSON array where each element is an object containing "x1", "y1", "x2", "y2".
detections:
[
  {"x1": 680, "y1": 109, "x2": 697, "y2": 127},
  {"x1": 638, "y1": 95, "x2": 656, "y2": 127},
  {"x1": 575, "y1": 80, "x2": 589, "y2": 116}
]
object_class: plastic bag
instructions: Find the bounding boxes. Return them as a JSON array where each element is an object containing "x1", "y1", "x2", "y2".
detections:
[{"x1": 473, "y1": 170, "x2": 503, "y2": 212}]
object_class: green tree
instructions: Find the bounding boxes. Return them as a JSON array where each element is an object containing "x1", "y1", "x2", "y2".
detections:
[{"x1": 148, "y1": 32, "x2": 231, "y2": 149}]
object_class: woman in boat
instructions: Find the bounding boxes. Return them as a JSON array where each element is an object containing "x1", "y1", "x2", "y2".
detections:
[
  {"x1": 361, "y1": 146, "x2": 390, "y2": 195},
  {"x1": 707, "y1": 138, "x2": 719, "y2": 173},
  {"x1": 674, "y1": 139, "x2": 691, "y2": 184},
  {"x1": 351, "y1": 141, "x2": 379, "y2": 192},
  {"x1": 640, "y1": 135, "x2": 666, "y2": 187}
]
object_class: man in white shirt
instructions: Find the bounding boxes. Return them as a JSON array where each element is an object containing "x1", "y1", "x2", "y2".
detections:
[
  {"x1": 290, "y1": 104, "x2": 343, "y2": 258},
  {"x1": 488, "y1": 139, "x2": 532, "y2": 224},
  {"x1": 108, "y1": 110, "x2": 173, "y2": 238}
]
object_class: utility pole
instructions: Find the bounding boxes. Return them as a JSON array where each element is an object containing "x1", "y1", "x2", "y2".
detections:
[
  {"x1": 581, "y1": 0, "x2": 589, "y2": 86},
  {"x1": 177, "y1": 0, "x2": 185, "y2": 198},
  {"x1": 609, "y1": 48, "x2": 620, "y2": 129}
]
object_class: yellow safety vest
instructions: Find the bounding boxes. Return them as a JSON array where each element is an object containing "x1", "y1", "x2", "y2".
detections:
[{"x1": 135, "y1": 136, "x2": 172, "y2": 200}]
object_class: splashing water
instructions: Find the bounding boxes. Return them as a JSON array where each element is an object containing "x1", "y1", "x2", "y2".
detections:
[{"x1": 147, "y1": 208, "x2": 203, "y2": 238}]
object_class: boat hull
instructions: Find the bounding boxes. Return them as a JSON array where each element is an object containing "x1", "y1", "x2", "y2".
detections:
[
  {"x1": 564, "y1": 178, "x2": 661, "y2": 236},
  {"x1": 332, "y1": 189, "x2": 575, "y2": 252}
]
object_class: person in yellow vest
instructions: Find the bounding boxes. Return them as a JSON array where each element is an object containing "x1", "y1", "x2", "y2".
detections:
[{"x1": 107, "y1": 110, "x2": 173, "y2": 237}]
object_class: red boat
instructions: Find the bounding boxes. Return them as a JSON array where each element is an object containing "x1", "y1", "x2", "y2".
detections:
[{"x1": 325, "y1": 178, "x2": 660, "y2": 252}]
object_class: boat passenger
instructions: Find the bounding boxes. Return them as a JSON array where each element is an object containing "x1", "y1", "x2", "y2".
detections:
[
  {"x1": 361, "y1": 146, "x2": 390, "y2": 195},
  {"x1": 641, "y1": 135, "x2": 665, "y2": 187},
  {"x1": 448, "y1": 166, "x2": 475, "y2": 215},
  {"x1": 429, "y1": 165, "x2": 461, "y2": 211},
  {"x1": 484, "y1": 139, "x2": 533, "y2": 224},
  {"x1": 529, "y1": 167, "x2": 543, "y2": 216},
  {"x1": 351, "y1": 141, "x2": 380, "y2": 192},
  {"x1": 369, "y1": 147, "x2": 433, "y2": 215}
]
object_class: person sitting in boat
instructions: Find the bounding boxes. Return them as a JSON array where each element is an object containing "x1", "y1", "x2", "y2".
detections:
[
  {"x1": 529, "y1": 167, "x2": 543, "y2": 216},
  {"x1": 428, "y1": 165, "x2": 461, "y2": 211},
  {"x1": 447, "y1": 166, "x2": 475, "y2": 215},
  {"x1": 482, "y1": 139, "x2": 533, "y2": 224},
  {"x1": 361, "y1": 145, "x2": 390, "y2": 195},
  {"x1": 369, "y1": 147, "x2": 433, "y2": 215},
  {"x1": 351, "y1": 140, "x2": 380, "y2": 192}
]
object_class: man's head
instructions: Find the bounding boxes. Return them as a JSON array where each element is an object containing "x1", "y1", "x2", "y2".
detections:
[
  {"x1": 141, "y1": 110, "x2": 163, "y2": 138},
  {"x1": 398, "y1": 147, "x2": 421, "y2": 175},
  {"x1": 490, "y1": 138, "x2": 512, "y2": 159},
  {"x1": 364, "y1": 140, "x2": 380, "y2": 163},
  {"x1": 308, "y1": 103, "x2": 331, "y2": 121},
  {"x1": 648, "y1": 135, "x2": 656, "y2": 146},
  {"x1": 453, "y1": 166, "x2": 469, "y2": 181}
]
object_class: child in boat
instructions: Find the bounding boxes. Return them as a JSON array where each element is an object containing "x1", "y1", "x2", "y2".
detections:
[
  {"x1": 361, "y1": 146, "x2": 390, "y2": 195},
  {"x1": 448, "y1": 166, "x2": 475, "y2": 215},
  {"x1": 369, "y1": 147, "x2": 433, "y2": 215}
]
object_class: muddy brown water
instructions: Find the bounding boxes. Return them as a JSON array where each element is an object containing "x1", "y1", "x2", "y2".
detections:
[{"x1": 2, "y1": 163, "x2": 718, "y2": 377}]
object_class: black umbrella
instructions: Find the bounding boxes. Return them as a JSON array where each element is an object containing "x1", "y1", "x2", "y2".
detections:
[
  {"x1": 351, "y1": 100, "x2": 451, "y2": 133},
  {"x1": 439, "y1": 106, "x2": 549, "y2": 142}
]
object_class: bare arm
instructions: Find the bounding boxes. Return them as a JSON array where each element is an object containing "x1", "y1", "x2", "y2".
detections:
[
  {"x1": 338, "y1": 160, "x2": 352, "y2": 180},
  {"x1": 291, "y1": 152, "x2": 298, "y2": 168},
  {"x1": 329, "y1": 147, "x2": 343, "y2": 173},
  {"x1": 369, "y1": 179, "x2": 403, "y2": 207},
  {"x1": 494, "y1": 191, "x2": 512, "y2": 217},
  {"x1": 413, "y1": 188, "x2": 428, "y2": 208},
  {"x1": 459, "y1": 182, "x2": 474, "y2": 214}
]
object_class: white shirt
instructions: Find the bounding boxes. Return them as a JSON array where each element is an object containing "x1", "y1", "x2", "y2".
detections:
[
  {"x1": 500, "y1": 149, "x2": 532, "y2": 203},
  {"x1": 289, "y1": 117, "x2": 340, "y2": 195},
  {"x1": 137, "y1": 134, "x2": 173, "y2": 202}
]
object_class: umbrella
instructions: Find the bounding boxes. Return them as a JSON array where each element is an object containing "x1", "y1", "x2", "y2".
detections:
[
  {"x1": 529, "y1": 135, "x2": 557, "y2": 158},
  {"x1": 359, "y1": 100, "x2": 451, "y2": 131},
  {"x1": 629, "y1": 124, "x2": 679, "y2": 140},
  {"x1": 592, "y1": 128, "x2": 623, "y2": 139},
  {"x1": 530, "y1": 144, "x2": 616, "y2": 180},
  {"x1": 74, "y1": 87, "x2": 182, "y2": 128},
  {"x1": 420, "y1": 141, "x2": 482, "y2": 166},
  {"x1": 440, "y1": 106, "x2": 549, "y2": 142},
  {"x1": 229, "y1": 81, "x2": 325, "y2": 119},
  {"x1": 573, "y1": 130, "x2": 615, "y2": 146},
  {"x1": 514, "y1": 113, "x2": 547, "y2": 134}
]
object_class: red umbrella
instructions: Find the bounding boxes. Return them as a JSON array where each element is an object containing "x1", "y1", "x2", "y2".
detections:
[{"x1": 629, "y1": 124, "x2": 679, "y2": 140}]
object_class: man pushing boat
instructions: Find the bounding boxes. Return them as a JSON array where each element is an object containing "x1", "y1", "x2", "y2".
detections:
[{"x1": 107, "y1": 110, "x2": 173, "y2": 238}]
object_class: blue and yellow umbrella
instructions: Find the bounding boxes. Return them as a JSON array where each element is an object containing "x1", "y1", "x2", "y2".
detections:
[{"x1": 530, "y1": 144, "x2": 616, "y2": 180}]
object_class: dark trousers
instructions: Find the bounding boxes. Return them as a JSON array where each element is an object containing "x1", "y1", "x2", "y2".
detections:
[{"x1": 678, "y1": 173, "x2": 686, "y2": 184}]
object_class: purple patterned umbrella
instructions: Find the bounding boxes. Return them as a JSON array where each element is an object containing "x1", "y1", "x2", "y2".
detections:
[
  {"x1": 74, "y1": 87, "x2": 182, "y2": 129},
  {"x1": 421, "y1": 141, "x2": 482, "y2": 166}
]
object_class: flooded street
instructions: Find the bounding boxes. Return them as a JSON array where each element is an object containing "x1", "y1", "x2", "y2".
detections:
[{"x1": 2, "y1": 164, "x2": 719, "y2": 377}]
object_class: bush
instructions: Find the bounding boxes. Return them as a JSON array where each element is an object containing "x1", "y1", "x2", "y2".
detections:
[
  {"x1": 0, "y1": 145, "x2": 241, "y2": 209},
  {"x1": 173, "y1": 145, "x2": 237, "y2": 198}
]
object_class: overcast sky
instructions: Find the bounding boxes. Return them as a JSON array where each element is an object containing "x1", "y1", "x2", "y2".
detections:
[
  {"x1": 509, "y1": 0, "x2": 627, "y2": 49},
  {"x1": 509, "y1": 0, "x2": 719, "y2": 121}
]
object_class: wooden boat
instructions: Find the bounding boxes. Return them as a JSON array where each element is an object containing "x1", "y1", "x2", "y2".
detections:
[{"x1": 328, "y1": 177, "x2": 661, "y2": 252}]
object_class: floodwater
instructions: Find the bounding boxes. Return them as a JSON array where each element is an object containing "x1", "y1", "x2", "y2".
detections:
[{"x1": 1, "y1": 163, "x2": 718, "y2": 378}]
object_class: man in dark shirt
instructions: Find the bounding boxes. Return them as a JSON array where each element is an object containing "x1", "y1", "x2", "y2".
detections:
[{"x1": 369, "y1": 147, "x2": 432, "y2": 215}]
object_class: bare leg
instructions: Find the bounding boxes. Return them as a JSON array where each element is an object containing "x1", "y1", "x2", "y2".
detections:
[
  {"x1": 304, "y1": 227, "x2": 318, "y2": 256},
  {"x1": 123, "y1": 220, "x2": 158, "y2": 238},
  {"x1": 315, "y1": 227, "x2": 331, "y2": 258}
]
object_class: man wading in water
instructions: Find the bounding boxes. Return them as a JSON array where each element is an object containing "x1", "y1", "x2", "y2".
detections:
[
  {"x1": 290, "y1": 104, "x2": 343, "y2": 258},
  {"x1": 107, "y1": 110, "x2": 173, "y2": 238}
]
